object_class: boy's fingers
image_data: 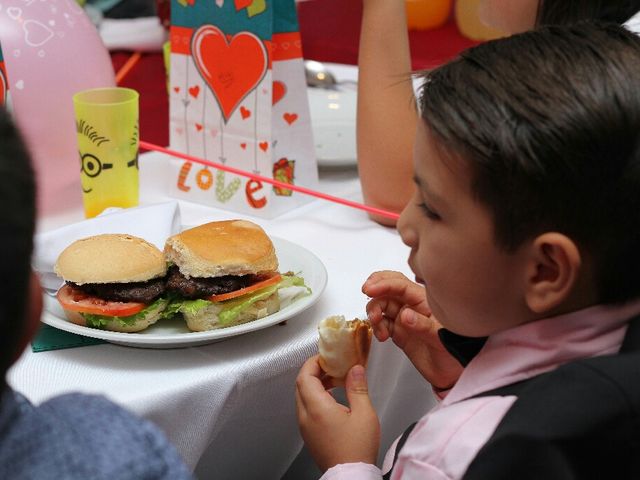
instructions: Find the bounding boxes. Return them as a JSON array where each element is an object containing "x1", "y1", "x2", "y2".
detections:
[
  {"x1": 374, "y1": 317, "x2": 391, "y2": 341},
  {"x1": 400, "y1": 308, "x2": 440, "y2": 339},
  {"x1": 296, "y1": 356, "x2": 329, "y2": 403},
  {"x1": 366, "y1": 297, "x2": 403, "y2": 325},
  {"x1": 295, "y1": 385, "x2": 307, "y2": 419},
  {"x1": 364, "y1": 278, "x2": 427, "y2": 310},
  {"x1": 362, "y1": 271, "x2": 408, "y2": 295},
  {"x1": 365, "y1": 299, "x2": 386, "y2": 323},
  {"x1": 363, "y1": 270, "x2": 407, "y2": 288},
  {"x1": 345, "y1": 365, "x2": 374, "y2": 412},
  {"x1": 400, "y1": 308, "x2": 429, "y2": 330}
]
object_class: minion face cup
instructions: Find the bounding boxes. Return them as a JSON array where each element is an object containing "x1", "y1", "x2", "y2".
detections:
[{"x1": 73, "y1": 88, "x2": 140, "y2": 218}]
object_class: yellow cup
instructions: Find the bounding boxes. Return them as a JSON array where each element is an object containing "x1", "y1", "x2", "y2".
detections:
[{"x1": 73, "y1": 87, "x2": 140, "y2": 218}]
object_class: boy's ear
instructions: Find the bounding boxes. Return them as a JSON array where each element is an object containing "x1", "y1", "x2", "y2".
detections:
[{"x1": 524, "y1": 233, "x2": 582, "y2": 314}]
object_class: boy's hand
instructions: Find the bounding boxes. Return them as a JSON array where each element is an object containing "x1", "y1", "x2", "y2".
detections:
[
  {"x1": 362, "y1": 271, "x2": 463, "y2": 391},
  {"x1": 295, "y1": 355, "x2": 380, "y2": 472}
]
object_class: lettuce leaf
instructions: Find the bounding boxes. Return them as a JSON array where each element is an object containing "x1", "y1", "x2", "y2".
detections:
[
  {"x1": 82, "y1": 297, "x2": 168, "y2": 329},
  {"x1": 217, "y1": 284, "x2": 280, "y2": 326},
  {"x1": 164, "y1": 273, "x2": 311, "y2": 325}
]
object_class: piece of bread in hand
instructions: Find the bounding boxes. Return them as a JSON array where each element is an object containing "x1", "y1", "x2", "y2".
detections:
[{"x1": 318, "y1": 315, "x2": 373, "y2": 385}]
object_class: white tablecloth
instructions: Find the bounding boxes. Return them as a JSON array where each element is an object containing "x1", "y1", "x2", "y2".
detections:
[{"x1": 9, "y1": 150, "x2": 435, "y2": 478}]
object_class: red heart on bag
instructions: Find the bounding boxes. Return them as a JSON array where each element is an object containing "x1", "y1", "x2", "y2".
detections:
[
  {"x1": 283, "y1": 112, "x2": 298, "y2": 125},
  {"x1": 272, "y1": 81, "x2": 286, "y2": 105},
  {"x1": 195, "y1": 123, "x2": 203, "y2": 131},
  {"x1": 259, "y1": 142, "x2": 269, "y2": 152},
  {"x1": 189, "y1": 85, "x2": 200, "y2": 99},
  {"x1": 240, "y1": 143, "x2": 247, "y2": 149},
  {"x1": 173, "y1": 86, "x2": 180, "y2": 93},
  {"x1": 192, "y1": 25, "x2": 267, "y2": 122},
  {"x1": 240, "y1": 106, "x2": 251, "y2": 119},
  {"x1": 234, "y1": 0, "x2": 252, "y2": 10}
]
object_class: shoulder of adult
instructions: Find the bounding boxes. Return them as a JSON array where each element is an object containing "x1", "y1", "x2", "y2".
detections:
[{"x1": 39, "y1": 393, "x2": 194, "y2": 479}]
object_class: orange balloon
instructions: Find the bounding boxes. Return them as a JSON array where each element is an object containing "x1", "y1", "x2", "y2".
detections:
[{"x1": 405, "y1": 0, "x2": 452, "y2": 31}]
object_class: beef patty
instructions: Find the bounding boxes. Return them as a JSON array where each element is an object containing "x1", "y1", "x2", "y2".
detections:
[
  {"x1": 69, "y1": 276, "x2": 166, "y2": 304},
  {"x1": 165, "y1": 265, "x2": 259, "y2": 299}
]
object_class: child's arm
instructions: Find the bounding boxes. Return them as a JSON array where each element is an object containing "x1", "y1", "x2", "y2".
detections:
[
  {"x1": 358, "y1": 0, "x2": 417, "y2": 226},
  {"x1": 362, "y1": 271, "x2": 463, "y2": 391},
  {"x1": 296, "y1": 355, "x2": 381, "y2": 473}
]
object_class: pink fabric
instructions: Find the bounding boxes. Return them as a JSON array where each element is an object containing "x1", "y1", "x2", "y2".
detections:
[
  {"x1": 321, "y1": 462, "x2": 382, "y2": 480},
  {"x1": 321, "y1": 300, "x2": 640, "y2": 480},
  {"x1": 444, "y1": 301, "x2": 640, "y2": 405}
]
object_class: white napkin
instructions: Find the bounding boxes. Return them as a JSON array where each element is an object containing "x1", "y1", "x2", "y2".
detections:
[
  {"x1": 99, "y1": 17, "x2": 168, "y2": 52},
  {"x1": 33, "y1": 202, "x2": 181, "y2": 293}
]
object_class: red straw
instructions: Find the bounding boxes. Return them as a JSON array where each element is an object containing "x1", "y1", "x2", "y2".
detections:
[
  {"x1": 139, "y1": 141, "x2": 401, "y2": 220},
  {"x1": 116, "y1": 52, "x2": 142, "y2": 85}
]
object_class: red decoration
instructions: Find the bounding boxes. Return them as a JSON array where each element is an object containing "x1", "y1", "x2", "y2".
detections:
[
  {"x1": 245, "y1": 179, "x2": 267, "y2": 208},
  {"x1": 283, "y1": 112, "x2": 298, "y2": 125},
  {"x1": 177, "y1": 162, "x2": 192, "y2": 192},
  {"x1": 191, "y1": 25, "x2": 267, "y2": 121},
  {"x1": 272, "y1": 81, "x2": 286, "y2": 105},
  {"x1": 188, "y1": 85, "x2": 200, "y2": 98}
]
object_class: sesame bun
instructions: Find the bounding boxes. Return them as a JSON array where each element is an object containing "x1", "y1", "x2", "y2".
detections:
[
  {"x1": 318, "y1": 316, "x2": 373, "y2": 385},
  {"x1": 164, "y1": 220, "x2": 278, "y2": 278},
  {"x1": 54, "y1": 234, "x2": 167, "y2": 285}
]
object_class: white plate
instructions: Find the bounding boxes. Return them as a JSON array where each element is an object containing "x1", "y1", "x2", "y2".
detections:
[
  {"x1": 41, "y1": 237, "x2": 327, "y2": 348},
  {"x1": 307, "y1": 62, "x2": 358, "y2": 168},
  {"x1": 308, "y1": 86, "x2": 357, "y2": 168}
]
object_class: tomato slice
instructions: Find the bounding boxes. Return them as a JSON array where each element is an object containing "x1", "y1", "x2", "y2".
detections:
[
  {"x1": 207, "y1": 273, "x2": 282, "y2": 302},
  {"x1": 56, "y1": 284, "x2": 146, "y2": 317}
]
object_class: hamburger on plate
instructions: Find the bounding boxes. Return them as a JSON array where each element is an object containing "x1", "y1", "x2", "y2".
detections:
[
  {"x1": 163, "y1": 219, "x2": 309, "y2": 331},
  {"x1": 54, "y1": 234, "x2": 168, "y2": 332}
]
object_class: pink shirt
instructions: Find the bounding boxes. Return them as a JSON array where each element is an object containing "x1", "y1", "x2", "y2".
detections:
[{"x1": 321, "y1": 301, "x2": 640, "y2": 480}]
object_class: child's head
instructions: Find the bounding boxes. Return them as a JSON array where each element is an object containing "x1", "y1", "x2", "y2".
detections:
[
  {"x1": 0, "y1": 108, "x2": 37, "y2": 384},
  {"x1": 399, "y1": 23, "x2": 640, "y2": 337},
  {"x1": 479, "y1": 0, "x2": 640, "y2": 34}
]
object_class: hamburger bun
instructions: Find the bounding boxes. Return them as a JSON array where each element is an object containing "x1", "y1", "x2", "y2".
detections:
[
  {"x1": 55, "y1": 234, "x2": 167, "y2": 284},
  {"x1": 318, "y1": 316, "x2": 373, "y2": 385},
  {"x1": 164, "y1": 219, "x2": 278, "y2": 278}
]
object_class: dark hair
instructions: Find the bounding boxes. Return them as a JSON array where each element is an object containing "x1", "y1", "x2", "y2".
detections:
[
  {"x1": 418, "y1": 22, "x2": 640, "y2": 305},
  {"x1": 0, "y1": 108, "x2": 36, "y2": 380},
  {"x1": 537, "y1": 0, "x2": 640, "y2": 25}
]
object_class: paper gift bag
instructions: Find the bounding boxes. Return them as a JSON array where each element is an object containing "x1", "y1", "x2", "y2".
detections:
[
  {"x1": 168, "y1": 0, "x2": 319, "y2": 218},
  {"x1": 0, "y1": 43, "x2": 8, "y2": 108}
]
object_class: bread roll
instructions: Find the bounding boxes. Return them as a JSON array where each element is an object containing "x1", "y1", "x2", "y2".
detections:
[
  {"x1": 164, "y1": 219, "x2": 278, "y2": 278},
  {"x1": 55, "y1": 234, "x2": 167, "y2": 284},
  {"x1": 318, "y1": 315, "x2": 372, "y2": 384}
]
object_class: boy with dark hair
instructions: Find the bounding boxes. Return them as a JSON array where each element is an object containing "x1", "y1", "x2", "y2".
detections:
[
  {"x1": 0, "y1": 108, "x2": 194, "y2": 479},
  {"x1": 297, "y1": 22, "x2": 640, "y2": 479}
]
